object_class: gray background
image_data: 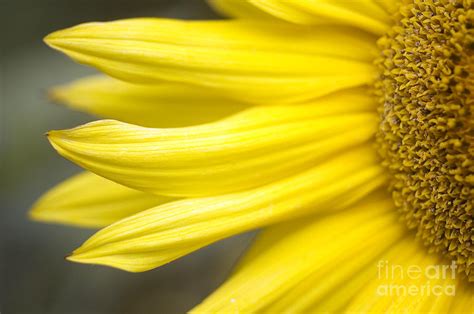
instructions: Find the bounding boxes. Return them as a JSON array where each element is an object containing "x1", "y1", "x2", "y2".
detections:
[{"x1": 1, "y1": 1, "x2": 253, "y2": 313}]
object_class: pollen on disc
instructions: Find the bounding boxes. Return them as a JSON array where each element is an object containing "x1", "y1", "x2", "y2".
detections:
[{"x1": 374, "y1": 0, "x2": 474, "y2": 281}]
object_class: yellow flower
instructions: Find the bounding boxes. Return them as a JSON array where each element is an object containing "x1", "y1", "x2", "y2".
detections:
[{"x1": 31, "y1": 0, "x2": 473, "y2": 312}]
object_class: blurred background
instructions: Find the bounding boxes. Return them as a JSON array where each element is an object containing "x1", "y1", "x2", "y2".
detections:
[{"x1": 1, "y1": 1, "x2": 254, "y2": 313}]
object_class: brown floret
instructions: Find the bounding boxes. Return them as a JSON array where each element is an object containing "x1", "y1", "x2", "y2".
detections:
[{"x1": 375, "y1": 0, "x2": 474, "y2": 281}]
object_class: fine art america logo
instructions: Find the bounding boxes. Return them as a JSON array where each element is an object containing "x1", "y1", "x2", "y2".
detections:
[{"x1": 376, "y1": 260, "x2": 457, "y2": 296}]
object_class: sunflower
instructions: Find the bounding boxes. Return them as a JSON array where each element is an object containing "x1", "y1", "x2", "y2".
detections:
[{"x1": 31, "y1": 0, "x2": 473, "y2": 312}]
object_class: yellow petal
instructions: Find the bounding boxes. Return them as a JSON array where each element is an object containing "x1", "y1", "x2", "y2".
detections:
[
  {"x1": 51, "y1": 76, "x2": 250, "y2": 128},
  {"x1": 44, "y1": 18, "x2": 376, "y2": 104},
  {"x1": 207, "y1": 0, "x2": 276, "y2": 19},
  {"x1": 192, "y1": 192, "x2": 405, "y2": 313},
  {"x1": 30, "y1": 172, "x2": 174, "y2": 228},
  {"x1": 309, "y1": 237, "x2": 421, "y2": 313},
  {"x1": 248, "y1": 0, "x2": 391, "y2": 35},
  {"x1": 345, "y1": 238, "x2": 463, "y2": 313},
  {"x1": 47, "y1": 89, "x2": 378, "y2": 197},
  {"x1": 66, "y1": 145, "x2": 386, "y2": 272},
  {"x1": 377, "y1": 0, "x2": 400, "y2": 14},
  {"x1": 448, "y1": 284, "x2": 474, "y2": 314}
]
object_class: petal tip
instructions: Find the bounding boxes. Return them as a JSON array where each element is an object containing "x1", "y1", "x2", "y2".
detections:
[
  {"x1": 45, "y1": 130, "x2": 69, "y2": 154},
  {"x1": 47, "y1": 87, "x2": 65, "y2": 104},
  {"x1": 45, "y1": 130, "x2": 55, "y2": 142},
  {"x1": 45, "y1": 129, "x2": 63, "y2": 140},
  {"x1": 66, "y1": 249, "x2": 90, "y2": 264},
  {"x1": 65, "y1": 253, "x2": 93, "y2": 266},
  {"x1": 43, "y1": 31, "x2": 63, "y2": 49},
  {"x1": 65, "y1": 253, "x2": 78, "y2": 262},
  {"x1": 44, "y1": 27, "x2": 79, "y2": 52},
  {"x1": 28, "y1": 206, "x2": 44, "y2": 221},
  {"x1": 28, "y1": 199, "x2": 66, "y2": 224},
  {"x1": 65, "y1": 253, "x2": 145, "y2": 273}
]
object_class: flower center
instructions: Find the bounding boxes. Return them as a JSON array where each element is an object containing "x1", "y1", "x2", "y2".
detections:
[{"x1": 375, "y1": 0, "x2": 474, "y2": 281}]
